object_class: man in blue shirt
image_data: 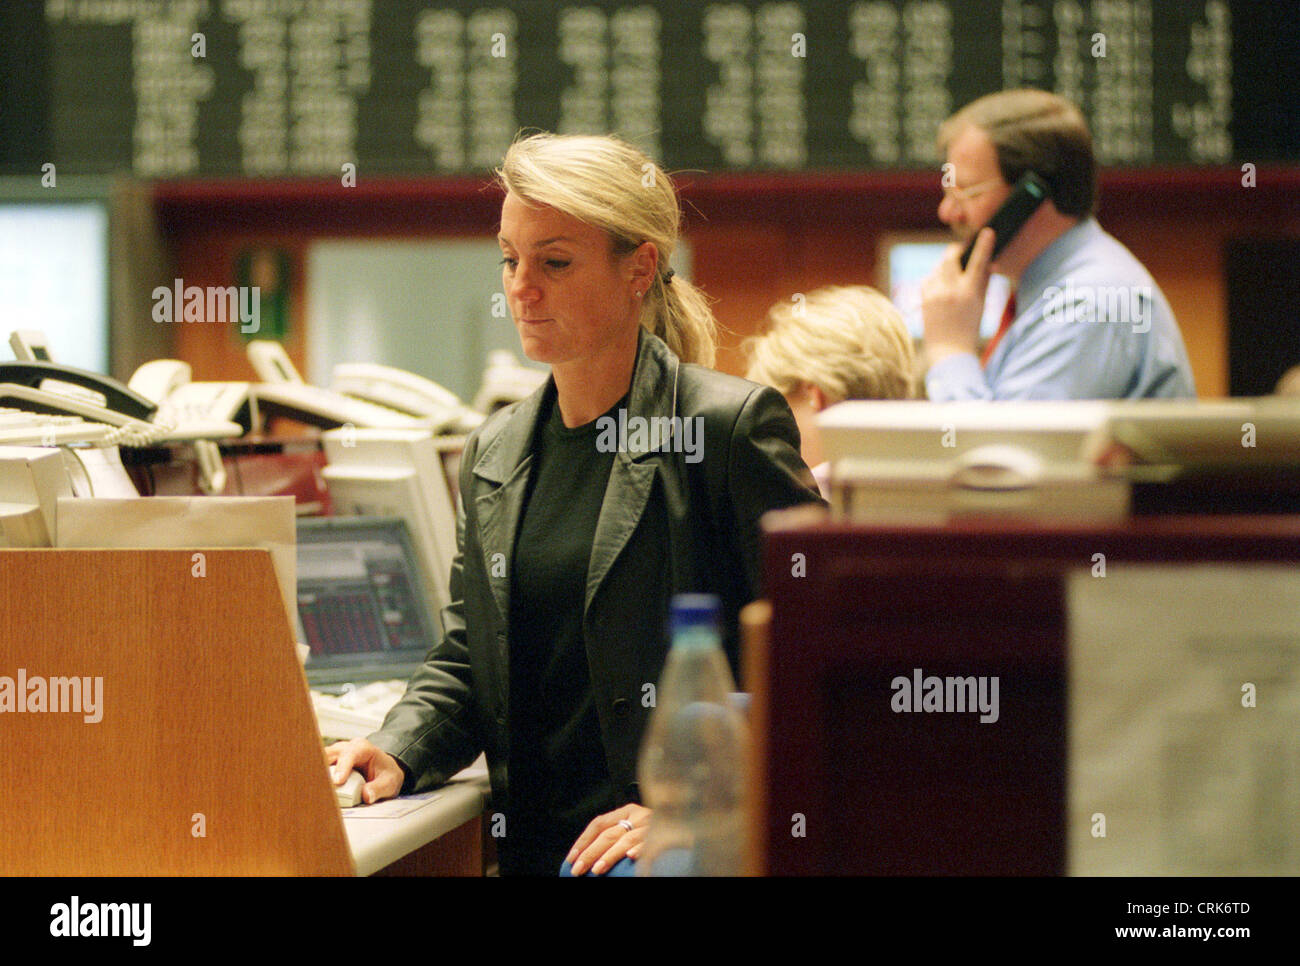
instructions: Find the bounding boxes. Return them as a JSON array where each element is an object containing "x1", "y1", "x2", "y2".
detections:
[{"x1": 921, "y1": 89, "x2": 1196, "y2": 401}]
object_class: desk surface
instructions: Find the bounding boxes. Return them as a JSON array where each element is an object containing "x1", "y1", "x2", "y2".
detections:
[{"x1": 342, "y1": 759, "x2": 490, "y2": 877}]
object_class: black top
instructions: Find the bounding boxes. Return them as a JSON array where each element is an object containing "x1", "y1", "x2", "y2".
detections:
[{"x1": 503, "y1": 385, "x2": 627, "y2": 875}]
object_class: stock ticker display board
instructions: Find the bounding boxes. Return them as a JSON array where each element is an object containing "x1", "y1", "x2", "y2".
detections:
[{"x1": 3, "y1": 0, "x2": 1294, "y2": 178}]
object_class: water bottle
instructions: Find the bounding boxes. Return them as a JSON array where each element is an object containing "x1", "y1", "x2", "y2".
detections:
[{"x1": 637, "y1": 594, "x2": 750, "y2": 876}]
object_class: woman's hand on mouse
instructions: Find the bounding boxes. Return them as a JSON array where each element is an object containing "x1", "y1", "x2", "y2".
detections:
[{"x1": 324, "y1": 738, "x2": 404, "y2": 805}]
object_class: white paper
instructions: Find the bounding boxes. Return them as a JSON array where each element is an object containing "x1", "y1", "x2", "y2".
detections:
[
  {"x1": 1068, "y1": 564, "x2": 1300, "y2": 875},
  {"x1": 343, "y1": 791, "x2": 443, "y2": 819},
  {"x1": 55, "y1": 495, "x2": 297, "y2": 628}
]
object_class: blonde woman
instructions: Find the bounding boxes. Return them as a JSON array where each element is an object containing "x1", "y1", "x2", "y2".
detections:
[
  {"x1": 327, "y1": 133, "x2": 823, "y2": 876},
  {"x1": 746, "y1": 284, "x2": 917, "y2": 496}
]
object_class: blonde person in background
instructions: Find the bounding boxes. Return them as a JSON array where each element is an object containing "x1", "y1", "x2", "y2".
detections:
[{"x1": 745, "y1": 285, "x2": 917, "y2": 498}]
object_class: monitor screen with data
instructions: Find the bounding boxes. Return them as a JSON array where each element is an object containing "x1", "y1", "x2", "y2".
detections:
[{"x1": 295, "y1": 516, "x2": 436, "y2": 687}]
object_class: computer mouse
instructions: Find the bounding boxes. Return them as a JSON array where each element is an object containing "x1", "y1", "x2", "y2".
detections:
[{"x1": 333, "y1": 768, "x2": 365, "y2": 807}]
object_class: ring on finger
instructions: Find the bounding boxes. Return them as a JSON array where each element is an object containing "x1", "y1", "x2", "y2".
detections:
[{"x1": 617, "y1": 819, "x2": 635, "y2": 833}]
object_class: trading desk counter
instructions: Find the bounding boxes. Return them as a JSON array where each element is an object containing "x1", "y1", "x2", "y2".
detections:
[{"x1": 343, "y1": 759, "x2": 492, "y2": 877}]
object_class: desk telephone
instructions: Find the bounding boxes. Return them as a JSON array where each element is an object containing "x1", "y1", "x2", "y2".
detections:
[
  {"x1": 3, "y1": 331, "x2": 247, "y2": 446},
  {"x1": 0, "y1": 359, "x2": 165, "y2": 447},
  {"x1": 3, "y1": 332, "x2": 247, "y2": 493},
  {"x1": 332, "y1": 363, "x2": 483, "y2": 434},
  {"x1": 3, "y1": 331, "x2": 484, "y2": 444},
  {"x1": 127, "y1": 360, "x2": 250, "y2": 440},
  {"x1": 248, "y1": 340, "x2": 482, "y2": 434},
  {"x1": 472, "y1": 350, "x2": 548, "y2": 414}
]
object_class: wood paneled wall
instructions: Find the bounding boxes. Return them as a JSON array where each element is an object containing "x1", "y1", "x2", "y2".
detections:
[{"x1": 151, "y1": 167, "x2": 1300, "y2": 398}]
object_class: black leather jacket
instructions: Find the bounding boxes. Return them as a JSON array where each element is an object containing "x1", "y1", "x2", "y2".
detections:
[{"x1": 369, "y1": 329, "x2": 824, "y2": 808}]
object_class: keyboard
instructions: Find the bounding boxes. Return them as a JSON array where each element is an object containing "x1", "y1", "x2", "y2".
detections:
[{"x1": 311, "y1": 679, "x2": 408, "y2": 742}]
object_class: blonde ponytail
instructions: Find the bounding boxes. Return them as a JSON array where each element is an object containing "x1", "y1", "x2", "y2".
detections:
[{"x1": 645, "y1": 269, "x2": 716, "y2": 368}]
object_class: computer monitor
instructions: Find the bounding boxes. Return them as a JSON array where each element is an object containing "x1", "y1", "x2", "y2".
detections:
[
  {"x1": 319, "y1": 427, "x2": 458, "y2": 632},
  {"x1": 0, "y1": 189, "x2": 110, "y2": 373},
  {"x1": 0, "y1": 446, "x2": 74, "y2": 546},
  {"x1": 877, "y1": 231, "x2": 1010, "y2": 341},
  {"x1": 295, "y1": 516, "x2": 437, "y2": 688}
]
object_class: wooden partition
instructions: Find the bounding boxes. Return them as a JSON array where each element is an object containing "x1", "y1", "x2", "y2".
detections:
[
  {"x1": 740, "y1": 599, "x2": 772, "y2": 878},
  {"x1": 0, "y1": 548, "x2": 352, "y2": 875}
]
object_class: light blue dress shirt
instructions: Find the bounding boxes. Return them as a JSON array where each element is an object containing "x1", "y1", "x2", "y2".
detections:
[{"x1": 925, "y1": 218, "x2": 1196, "y2": 401}]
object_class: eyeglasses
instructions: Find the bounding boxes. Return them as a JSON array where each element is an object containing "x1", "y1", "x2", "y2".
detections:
[{"x1": 940, "y1": 178, "x2": 1003, "y2": 203}]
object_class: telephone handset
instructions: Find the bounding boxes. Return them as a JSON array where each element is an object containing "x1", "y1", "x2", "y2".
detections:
[
  {"x1": 0, "y1": 342, "x2": 165, "y2": 447},
  {"x1": 0, "y1": 341, "x2": 236, "y2": 478},
  {"x1": 129, "y1": 359, "x2": 193, "y2": 402},
  {"x1": 332, "y1": 362, "x2": 484, "y2": 434},
  {"x1": 0, "y1": 382, "x2": 165, "y2": 449},
  {"x1": 0, "y1": 360, "x2": 157, "y2": 421},
  {"x1": 960, "y1": 171, "x2": 1051, "y2": 270}
]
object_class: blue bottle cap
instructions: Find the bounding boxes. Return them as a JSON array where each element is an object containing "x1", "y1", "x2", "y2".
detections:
[{"x1": 669, "y1": 593, "x2": 721, "y2": 637}]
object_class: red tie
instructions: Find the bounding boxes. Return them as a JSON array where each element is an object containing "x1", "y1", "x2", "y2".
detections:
[{"x1": 980, "y1": 293, "x2": 1017, "y2": 368}]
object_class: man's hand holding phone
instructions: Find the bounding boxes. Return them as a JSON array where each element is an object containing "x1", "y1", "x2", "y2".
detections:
[{"x1": 921, "y1": 226, "x2": 996, "y2": 365}]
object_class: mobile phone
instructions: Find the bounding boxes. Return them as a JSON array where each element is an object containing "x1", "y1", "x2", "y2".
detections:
[{"x1": 960, "y1": 171, "x2": 1051, "y2": 269}]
